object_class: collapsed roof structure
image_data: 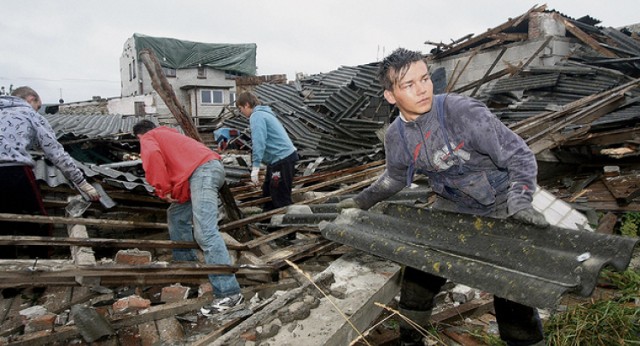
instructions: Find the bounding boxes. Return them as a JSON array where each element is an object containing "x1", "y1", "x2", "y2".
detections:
[{"x1": 1, "y1": 5, "x2": 639, "y2": 345}]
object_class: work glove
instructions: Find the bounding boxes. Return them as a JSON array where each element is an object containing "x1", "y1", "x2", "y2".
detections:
[
  {"x1": 77, "y1": 180, "x2": 100, "y2": 202},
  {"x1": 337, "y1": 198, "x2": 359, "y2": 211},
  {"x1": 250, "y1": 167, "x2": 260, "y2": 186},
  {"x1": 512, "y1": 207, "x2": 549, "y2": 228}
]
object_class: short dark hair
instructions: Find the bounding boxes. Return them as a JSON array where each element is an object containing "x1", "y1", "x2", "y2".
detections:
[
  {"x1": 377, "y1": 48, "x2": 427, "y2": 91},
  {"x1": 133, "y1": 119, "x2": 157, "y2": 136},
  {"x1": 11, "y1": 86, "x2": 40, "y2": 102},
  {"x1": 235, "y1": 92, "x2": 260, "y2": 108}
]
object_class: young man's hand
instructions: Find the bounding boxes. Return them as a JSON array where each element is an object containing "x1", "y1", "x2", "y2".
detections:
[
  {"x1": 77, "y1": 181, "x2": 100, "y2": 201},
  {"x1": 250, "y1": 167, "x2": 260, "y2": 186},
  {"x1": 161, "y1": 193, "x2": 178, "y2": 203},
  {"x1": 337, "y1": 198, "x2": 359, "y2": 211},
  {"x1": 512, "y1": 207, "x2": 549, "y2": 228}
]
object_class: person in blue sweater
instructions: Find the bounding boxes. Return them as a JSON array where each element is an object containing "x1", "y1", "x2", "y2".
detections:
[{"x1": 236, "y1": 92, "x2": 298, "y2": 211}]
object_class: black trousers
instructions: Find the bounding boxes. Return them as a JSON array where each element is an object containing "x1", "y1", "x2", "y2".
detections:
[
  {"x1": 0, "y1": 165, "x2": 52, "y2": 258},
  {"x1": 262, "y1": 151, "x2": 298, "y2": 211},
  {"x1": 400, "y1": 266, "x2": 544, "y2": 345}
]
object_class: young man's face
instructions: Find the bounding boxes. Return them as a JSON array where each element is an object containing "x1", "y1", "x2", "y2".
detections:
[
  {"x1": 383, "y1": 60, "x2": 433, "y2": 121},
  {"x1": 237, "y1": 104, "x2": 252, "y2": 118}
]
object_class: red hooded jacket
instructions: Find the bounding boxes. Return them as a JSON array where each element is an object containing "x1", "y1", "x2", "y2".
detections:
[{"x1": 139, "y1": 127, "x2": 221, "y2": 203}]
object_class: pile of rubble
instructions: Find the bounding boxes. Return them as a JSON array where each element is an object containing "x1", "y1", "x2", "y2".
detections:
[{"x1": 1, "y1": 5, "x2": 639, "y2": 345}]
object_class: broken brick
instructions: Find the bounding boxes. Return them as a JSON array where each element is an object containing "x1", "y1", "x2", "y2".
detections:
[
  {"x1": 24, "y1": 313, "x2": 56, "y2": 333},
  {"x1": 115, "y1": 249, "x2": 152, "y2": 265},
  {"x1": 112, "y1": 295, "x2": 151, "y2": 313},
  {"x1": 161, "y1": 284, "x2": 190, "y2": 303}
]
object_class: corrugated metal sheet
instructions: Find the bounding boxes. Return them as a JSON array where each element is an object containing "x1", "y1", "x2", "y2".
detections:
[
  {"x1": 44, "y1": 114, "x2": 161, "y2": 139},
  {"x1": 489, "y1": 74, "x2": 560, "y2": 94},
  {"x1": 322, "y1": 202, "x2": 639, "y2": 309}
]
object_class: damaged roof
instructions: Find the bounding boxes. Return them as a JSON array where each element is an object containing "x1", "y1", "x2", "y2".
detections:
[{"x1": 133, "y1": 33, "x2": 257, "y2": 75}]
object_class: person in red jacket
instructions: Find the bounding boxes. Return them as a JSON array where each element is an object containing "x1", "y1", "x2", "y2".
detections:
[{"x1": 133, "y1": 120, "x2": 243, "y2": 315}]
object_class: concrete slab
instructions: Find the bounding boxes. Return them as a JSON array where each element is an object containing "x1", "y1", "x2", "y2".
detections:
[{"x1": 261, "y1": 251, "x2": 401, "y2": 346}]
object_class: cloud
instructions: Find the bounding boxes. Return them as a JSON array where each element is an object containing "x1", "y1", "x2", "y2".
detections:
[{"x1": 1, "y1": 0, "x2": 637, "y2": 103}]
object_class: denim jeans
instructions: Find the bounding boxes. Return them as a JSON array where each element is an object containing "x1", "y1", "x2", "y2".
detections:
[{"x1": 166, "y1": 159, "x2": 241, "y2": 298}]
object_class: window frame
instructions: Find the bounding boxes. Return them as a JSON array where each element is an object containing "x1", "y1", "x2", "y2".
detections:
[
  {"x1": 197, "y1": 66, "x2": 206, "y2": 79},
  {"x1": 200, "y1": 89, "x2": 224, "y2": 105}
]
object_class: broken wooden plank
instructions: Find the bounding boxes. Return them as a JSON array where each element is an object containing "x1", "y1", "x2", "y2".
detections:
[
  {"x1": 0, "y1": 213, "x2": 167, "y2": 229},
  {"x1": 596, "y1": 212, "x2": 618, "y2": 235},
  {"x1": 220, "y1": 176, "x2": 380, "y2": 233},
  {"x1": 236, "y1": 161, "x2": 384, "y2": 201},
  {"x1": 557, "y1": 15, "x2": 618, "y2": 58},
  {"x1": 0, "y1": 235, "x2": 247, "y2": 251},
  {"x1": 0, "y1": 262, "x2": 275, "y2": 288},
  {"x1": 470, "y1": 47, "x2": 508, "y2": 96},
  {"x1": 435, "y1": 4, "x2": 546, "y2": 59},
  {"x1": 431, "y1": 298, "x2": 494, "y2": 324},
  {"x1": 527, "y1": 93, "x2": 627, "y2": 154},
  {"x1": 242, "y1": 227, "x2": 298, "y2": 249},
  {"x1": 601, "y1": 174, "x2": 640, "y2": 206},
  {"x1": 67, "y1": 223, "x2": 99, "y2": 287}
]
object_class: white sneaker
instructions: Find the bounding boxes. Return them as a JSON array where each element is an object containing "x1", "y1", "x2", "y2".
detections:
[{"x1": 200, "y1": 293, "x2": 244, "y2": 316}]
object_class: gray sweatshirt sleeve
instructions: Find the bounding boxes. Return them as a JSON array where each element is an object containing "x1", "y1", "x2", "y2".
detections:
[
  {"x1": 32, "y1": 114, "x2": 86, "y2": 185},
  {"x1": 352, "y1": 122, "x2": 407, "y2": 210},
  {"x1": 450, "y1": 96, "x2": 537, "y2": 214}
]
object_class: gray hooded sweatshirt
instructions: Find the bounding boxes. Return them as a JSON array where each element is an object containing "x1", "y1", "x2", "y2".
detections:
[
  {"x1": 353, "y1": 94, "x2": 537, "y2": 217},
  {"x1": 0, "y1": 96, "x2": 85, "y2": 185}
]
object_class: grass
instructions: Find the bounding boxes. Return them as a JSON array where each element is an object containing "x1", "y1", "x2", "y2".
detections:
[{"x1": 544, "y1": 268, "x2": 640, "y2": 345}]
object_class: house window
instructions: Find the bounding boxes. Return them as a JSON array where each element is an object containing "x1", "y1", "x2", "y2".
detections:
[
  {"x1": 132, "y1": 59, "x2": 136, "y2": 79},
  {"x1": 197, "y1": 66, "x2": 206, "y2": 79},
  {"x1": 229, "y1": 92, "x2": 236, "y2": 104},
  {"x1": 201, "y1": 90, "x2": 223, "y2": 104},
  {"x1": 134, "y1": 101, "x2": 145, "y2": 116},
  {"x1": 162, "y1": 67, "x2": 176, "y2": 78},
  {"x1": 128, "y1": 63, "x2": 132, "y2": 81}
]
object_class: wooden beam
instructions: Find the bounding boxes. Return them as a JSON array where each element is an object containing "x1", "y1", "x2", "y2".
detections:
[
  {"x1": 557, "y1": 15, "x2": 618, "y2": 58},
  {"x1": 0, "y1": 213, "x2": 167, "y2": 229},
  {"x1": 138, "y1": 49, "x2": 202, "y2": 142},
  {"x1": 435, "y1": 4, "x2": 546, "y2": 59},
  {"x1": 470, "y1": 47, "x2": 508, "y2": 96},
  {"x1": 237, "y1": 165, "x2": 384, "y2": 207},
  {"x1": 0, "y1": 262, "x2": 275, "y2": 288},
  {"x1": 220, "y1": 175, "x2": 380, "y2": 233},
  {"x1": 67, "y1": 223, "x2": 99, "y2": 287},
  {"x1": 0, "y1": 235, "x2": 253, "y2": 250}
]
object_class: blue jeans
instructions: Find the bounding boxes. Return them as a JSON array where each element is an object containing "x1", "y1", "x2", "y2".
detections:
[{"x1": 166, "y1": 160, "x2": 241, "y2": 298}]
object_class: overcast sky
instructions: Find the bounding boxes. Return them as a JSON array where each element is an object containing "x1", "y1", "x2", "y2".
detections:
[{"x1": 1, "y1": 1, "x2": 638, "y2": 104}]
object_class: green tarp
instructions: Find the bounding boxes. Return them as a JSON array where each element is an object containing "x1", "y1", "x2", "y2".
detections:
[{"x1": 133, "y1": 33, "x2": 257, "y2": 76}]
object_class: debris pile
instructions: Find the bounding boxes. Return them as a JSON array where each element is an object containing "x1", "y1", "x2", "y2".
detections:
[{"x1": 1, "y1": 5, "x2": 639, "y2": 345}]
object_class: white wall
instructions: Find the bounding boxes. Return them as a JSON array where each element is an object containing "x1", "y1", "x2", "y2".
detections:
[
  {"x1": 107, "y1": 94, "x2": 156, "y2": 115},
  {"x1": 430, "y1": 13, "x2": 578, "y2": 96},
  {"x1": 430, "y1": 36, "x2": 575, "y2": 95}
]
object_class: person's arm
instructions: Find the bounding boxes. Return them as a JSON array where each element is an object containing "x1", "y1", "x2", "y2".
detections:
[
  {"x1": 459, "y1": 98, "x2": 538, "y2": 215},
  {"x1": 32, "y1": 113, "x2": 99, "y2": 200},
  {"x1": 351, "y1": 123, "x2": 408, "y2": 210},
  {"x1": 32, "y1": 113, "x2": 85, "y2": 184},
  {"x1": 249, "y1": 112, "x2": 267, "y2": 168}
]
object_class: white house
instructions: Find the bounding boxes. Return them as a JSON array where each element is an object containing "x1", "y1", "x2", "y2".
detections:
[{"x1": 120, "y1": 33, "x2": 257, "y2": 126}]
